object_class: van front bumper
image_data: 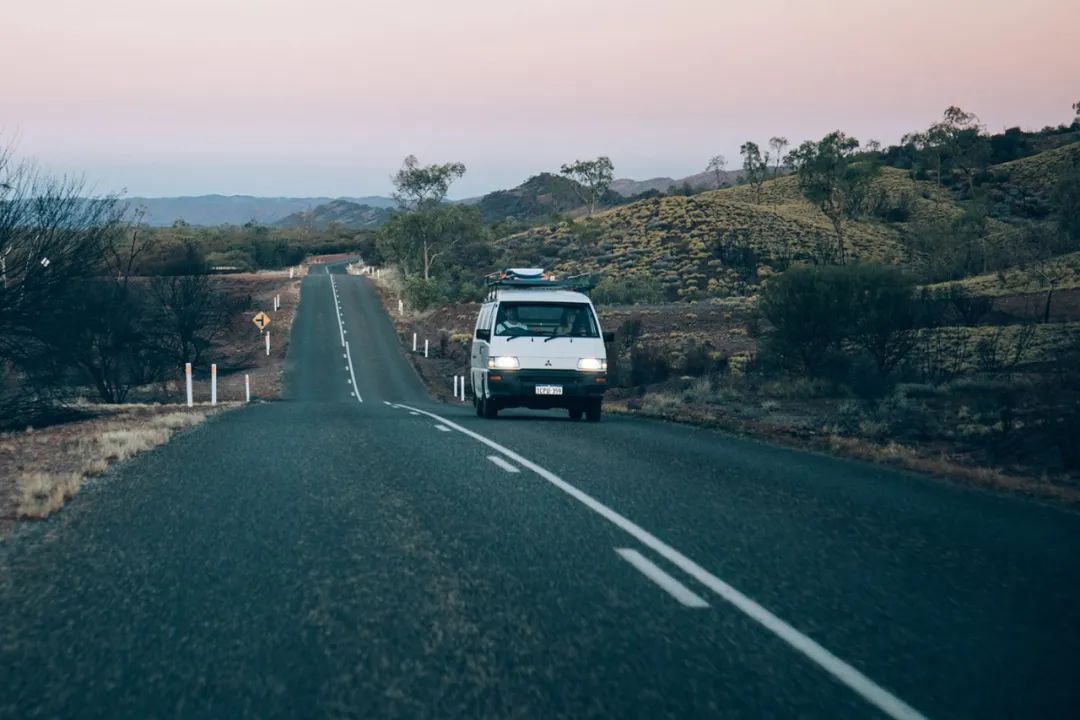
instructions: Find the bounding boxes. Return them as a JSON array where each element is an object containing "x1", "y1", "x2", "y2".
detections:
[{"x1": 486, "y1": 369, "x2": 607, "y2": 406}]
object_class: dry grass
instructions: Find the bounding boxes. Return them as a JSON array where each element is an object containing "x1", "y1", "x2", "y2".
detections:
[
  {"x1": 16, "y1": 472, "x2": 83, "y2": 519},
  {"x1": 1, "y1": 406, "x2": 220, "y2": 528},
  {"x1": 930, "y1": 251, "x2": 1080, "y2": 298}
]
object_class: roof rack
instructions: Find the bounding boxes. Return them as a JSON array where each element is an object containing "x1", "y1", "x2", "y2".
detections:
[{"x1": 484, "y1": 268, "x2": 598, "y2": 294}]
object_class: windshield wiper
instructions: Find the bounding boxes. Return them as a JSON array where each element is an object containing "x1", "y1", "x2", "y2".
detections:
[{"x1": 544, "y1": 331, "x2": 571, "y2": 343}]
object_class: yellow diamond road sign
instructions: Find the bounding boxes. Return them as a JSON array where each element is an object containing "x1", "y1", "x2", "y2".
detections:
[{"x1": 252, "y1": 311, "x2": 271, "y2": 331}]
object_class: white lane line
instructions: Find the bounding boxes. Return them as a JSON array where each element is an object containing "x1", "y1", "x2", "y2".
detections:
[
  {"x1": 344, "y1": 340, "x2": 362, "y2": 403},
  {"x1": 330, "y1": 276, "x2": 345, "y2": 348},
  {"x1": 392, "y1": 404, "x2": 927, "y2": 720},
  {"x1": 486, "y1": 455, "x2": 520, "y2": 473},
  {"x1": 383, "y1": 401, "x2": 392, "y2": 406},
  {"x1": 616, "y1": 548, "x2": 709, "y2": 608},
  {"x1": 434, "y1": 425, "x2": 451, "y2": 432},
  {"x1": 409, "y1": 411, "x2": 419, "y2": 416}
]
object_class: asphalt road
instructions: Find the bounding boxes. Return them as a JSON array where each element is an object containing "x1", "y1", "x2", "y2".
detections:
[{"x1": 2, "y1": 265, "x2": 1079, "y2": 719}]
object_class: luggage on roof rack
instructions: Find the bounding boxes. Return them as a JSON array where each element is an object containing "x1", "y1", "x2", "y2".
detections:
[{"x1": 484, "y1": 268, "x2": 598, "y2": 291}]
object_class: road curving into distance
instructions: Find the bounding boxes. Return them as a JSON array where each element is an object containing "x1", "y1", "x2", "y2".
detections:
[{"x1": 2, "y1": 263, "x2": 1078, "y2": 719}]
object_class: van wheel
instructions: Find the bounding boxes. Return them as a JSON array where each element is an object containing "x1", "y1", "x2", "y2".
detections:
[
  {"x1": 585, "y1": 400, "x2": 602, "y2": 422},
  {"x1": 482, "y1": 396, "x2": 499, "y2": 419},
  {"x1": 568, "y1": 407, "x2": 583, "y2": 421}
]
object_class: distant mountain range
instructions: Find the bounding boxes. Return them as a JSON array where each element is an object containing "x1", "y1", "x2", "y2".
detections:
[
  {"x1": 273, "y1": 199, "x2": 394, "y2": 230},
  {"x1": 119, "y1": 169, "x2": 746, "y2": 228},
  {"x1": 609, "y1": 169, "x2": 743, "y2": 197},
  {"x1": 123, "y1": 194, "x2": 396, "y2": 227}
]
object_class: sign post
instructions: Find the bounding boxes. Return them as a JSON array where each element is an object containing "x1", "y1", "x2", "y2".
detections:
[{"x1": 185, "y1": 363, "x2": 193, "y2": 408}]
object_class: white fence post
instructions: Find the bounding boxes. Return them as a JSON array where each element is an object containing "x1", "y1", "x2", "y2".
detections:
[
  {"x1": 424, "y1": 339, "x2": 429, "y2": 358},
  {"x1": 211, "y1": 364, "x2": 217, "y2": 406},
  {"x1": 245, "y1": 374, "x2": 251, "y2": 403},
  {"x1": 265, "y1": 331, "x2": 271, "y2": 356},
  {"x1": 185, "y1": 363, "x2": 193, "y2": 408}
]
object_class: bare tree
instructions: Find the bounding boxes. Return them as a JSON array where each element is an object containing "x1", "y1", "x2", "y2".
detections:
[
  {"x1": 150, "y1": 274, "x2": 240, "y2": 367},
  {"x1": 768, "y1": 136, "x2": 788, "y2": 177},
  {"x1": 706, "y1": 155, "x2": 727, "y2": 189}
]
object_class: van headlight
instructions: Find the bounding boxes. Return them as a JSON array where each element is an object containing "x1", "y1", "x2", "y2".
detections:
[
  {"x1": 488, "y1": 356, "x2": 520, "y2": 370},
  {"x1": 577, "y1": 357, "x2": 607, "y2": 372}
]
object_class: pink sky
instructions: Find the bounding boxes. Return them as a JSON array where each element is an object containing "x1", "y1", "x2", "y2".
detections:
[{"x1": 2, "y1": 0, "x2": 1076, "y2": 197}]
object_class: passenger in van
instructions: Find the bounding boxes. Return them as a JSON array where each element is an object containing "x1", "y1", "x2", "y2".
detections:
[
  {"x1": 496, "y1": 306, "x2": 528, "y2": 335},
  {"x1": 557, "y1": 309, "x2": 583, "y2": 336}
]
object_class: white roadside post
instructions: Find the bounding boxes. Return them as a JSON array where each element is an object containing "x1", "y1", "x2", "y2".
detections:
[
  {"x1": 424, "y1": 339, "x2": 429, "y2": 358},
  {"x1": 453, "y1": 375, "x2": 459, "y2": 398},
  {"x1": 185, "y1": 363, "x2": 193, "y2": 408},
  {"x1": 211, "y1": 364, "x2": 217, "y2": 406},
  {"x1": 412, "y1": 333, "x2": 417, "y2": 352},
  {"x1": 289, "y1": 267, "x2": 295, "y2": 279},
  {"x1": 398, "y1": 298, "x2": 404, "y2": 316},
  {"x1": 266, "y1": 331, "x2": 271, "y2": 356},
  {"x1": 460, "y1": 376, "x2": 466, "y2": 402},
  {"x1": 245, "y1": 374, "x2": 251, "y2": 403}
]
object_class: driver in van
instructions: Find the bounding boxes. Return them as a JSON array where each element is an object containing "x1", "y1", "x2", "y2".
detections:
[{"x1": 496, "y1": 306, "x2": 527, "y2": 334}]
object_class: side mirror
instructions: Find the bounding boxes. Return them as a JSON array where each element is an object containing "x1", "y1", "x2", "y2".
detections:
[
  {"x1": 476, "y1": 328, "x2": 491, "y2": 342},
  {"x1": 602, "y1": 331, "x2": 615, "y2": 343}
]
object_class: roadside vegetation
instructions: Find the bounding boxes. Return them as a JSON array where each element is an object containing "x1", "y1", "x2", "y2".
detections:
[
  {"x1": 372, "y1": 103, "x2": 1080, "y2": 500},
  {"x1": 0, "y1": 140, "x2": 309, "y2": 528}
]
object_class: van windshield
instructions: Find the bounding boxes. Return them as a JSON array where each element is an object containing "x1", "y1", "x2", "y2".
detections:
[{"x1": 494, "y1": 302, "x2": 599, "y2": 338}]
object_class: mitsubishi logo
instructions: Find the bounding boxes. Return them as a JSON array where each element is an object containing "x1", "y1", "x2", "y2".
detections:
[{"x1": 545, "y1": 360, "x2": 552, "y2": 367}]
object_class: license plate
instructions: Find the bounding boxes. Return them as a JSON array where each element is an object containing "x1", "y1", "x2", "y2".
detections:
[{"x1": 535, "y1": 385, "x2": 563, "y2": 396}]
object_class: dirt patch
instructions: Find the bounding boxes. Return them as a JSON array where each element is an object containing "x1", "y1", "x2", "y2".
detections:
[{"x1": 0, "y1": 404, "x2": 235, "y2": 534}]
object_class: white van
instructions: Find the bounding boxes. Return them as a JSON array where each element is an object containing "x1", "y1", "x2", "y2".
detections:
[{"x1": 470, "y1": 269, "x2": 613, "y2": 421}]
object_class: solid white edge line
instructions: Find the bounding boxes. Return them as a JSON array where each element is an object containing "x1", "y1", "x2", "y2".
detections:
[
  {"x1": 392, "y1": 404, "x2": 928, "y2": 720},
  {"x1": 344, "y1": 340, "x2": 362, "y2": 403},
  {"x1": 616, "y1": 548, "x2": 708, "y2": 608},
  {"x1": 486, "y1": 455, "x2": 520, "y2": 473}
]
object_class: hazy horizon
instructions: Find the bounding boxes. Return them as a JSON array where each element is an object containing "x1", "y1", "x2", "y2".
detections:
[{"x1": 3, "y1": 0, "x2": 1076, "y2": 199}]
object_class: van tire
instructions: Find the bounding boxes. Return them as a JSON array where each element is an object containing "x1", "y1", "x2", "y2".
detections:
[
  {"x1": 482, "y1": 396, "x2": 499, "y2": 419},
  {"x1": 568, "y1": 407, "x2": 583, "y2": 421},
  {"x1": 585, "y1": 400, "x2": 602, "y2": 422}
]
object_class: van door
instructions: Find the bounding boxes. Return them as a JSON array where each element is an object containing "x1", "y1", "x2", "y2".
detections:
[{"x1": 471, "y1": 303, "x2": 493, "y2": 393}]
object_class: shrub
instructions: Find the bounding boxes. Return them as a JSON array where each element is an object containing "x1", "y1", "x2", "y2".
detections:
[
  {"x1": 630, "y1": 344, "x2": 670, "y2": 385},
  {"x1": 404, "y1": 277, "x2": 442, "y2": 311},
  {"x1": 761, "y1": 263, "x2": 917, "y2": 378},
  {"x1": 592, "y1": 275, "x2": 665, "y2": 305}
]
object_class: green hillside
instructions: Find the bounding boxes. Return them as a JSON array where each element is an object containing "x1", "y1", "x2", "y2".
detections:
[
  {"x1": 475, "y1": 172, "x2": 586, "y2": 225},
  {"x1": 495, "y1": 142, "x2": 1078, "y2": 300}
]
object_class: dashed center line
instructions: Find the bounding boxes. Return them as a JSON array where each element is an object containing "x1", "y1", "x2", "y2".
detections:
[
  {"x1": 487, "y1": 455, "x2": 520, "y2": 473},
  {"x1": 616, "y1": 548, "x2": 708, "y2": 608},
  {"x1": 434, "y1": 425, "x2": 451, "y2": 432},
  {"x1": 391, "y1": 403, "x2": 928, "y2": 720}
]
